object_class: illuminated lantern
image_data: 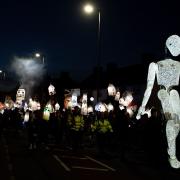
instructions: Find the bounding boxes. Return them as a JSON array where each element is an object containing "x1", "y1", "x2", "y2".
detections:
[
  {"x1": 55, "y1": 103, "x2": 60, "y2": 111},
  {"x1": 81, "y1": 94, "x2": 88, "y2": 115},
  {"x1": 90, "y1": 97, "x2": 94, "y2": 102},
  {"x1": 119, "y1": 92, "x2": 133, "y2": 107},
  {"x1": 87, "y1": 106, "x2": 93, "y2": 113},
  {"x1": 16, "y1": 88, "x2": 25, "y2": 104},
  {"x1": 43, "y1": 107, "x2": 50, "y2": 121},
  {"x1": 24, "y1": 111, "x2": 29, "y2": 122},
  {"x1": 48, "y1": 84, "x2": 56, "y2": 96},
  {"x1": 95, "y1": 102, "x2": 107, "y2": 112},
  {"x1": 64, "y1": 96, "x2": 72, "y2": 109},
  {"x1": 115, "y1": 91, "x2": 120, "y2": 101},
  {"x1": 0, "y1": 102, "x2": 5, "y2": 110},
  {"x1": 28, "y1": 99, "x2": 41, "y2": 111},
  {"x1": 107, "y1": 84, "x2": 116, "y2": 96},
  {"x1": 107, "y1": 103, "x2": 114, "y2": 112},
  {"x1": 4, "y1": 96, "x2": 14, "y2": 110},
  {"x1": 72, "y1": 94, "x2": 78, "y2": 108}
]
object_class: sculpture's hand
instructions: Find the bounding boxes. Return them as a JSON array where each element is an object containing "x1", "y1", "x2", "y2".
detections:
[{"x1": 136, "y1": 106, "x2": 145, "y2": 120}]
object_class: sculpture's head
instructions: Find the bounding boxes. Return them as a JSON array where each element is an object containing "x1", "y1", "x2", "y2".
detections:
[{"x1": 166, "y1": 35, "x2": 180, "y2": 56}]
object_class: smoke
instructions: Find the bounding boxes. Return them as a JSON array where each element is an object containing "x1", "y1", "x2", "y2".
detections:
[{"x1": 11, "y1": 57, "x2": 46, "y2": 99}]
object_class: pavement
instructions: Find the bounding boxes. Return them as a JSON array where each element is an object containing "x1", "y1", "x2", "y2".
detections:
[{"x1": 0, "y1": 128, "x2": 180, "y2": 180}]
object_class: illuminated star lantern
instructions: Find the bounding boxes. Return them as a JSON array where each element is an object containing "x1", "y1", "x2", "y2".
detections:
[
  {"x1": 48, "y1": 84, "x2": 56, "y2": 96},
  {"x1": 166, "y1": 35, "x2": 180, "y2": 56},
  {"x1": 107, "y1": 84, "x2": 116, "y2": 96}
]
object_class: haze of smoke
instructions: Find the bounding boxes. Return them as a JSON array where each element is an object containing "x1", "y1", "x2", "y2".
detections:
[{"x1": 11, "y1": 57, "x2": 45, "y2": 99}]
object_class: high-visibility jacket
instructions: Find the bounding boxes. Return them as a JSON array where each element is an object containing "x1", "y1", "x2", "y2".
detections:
[
  {"x1": 91, "y1": 119, "x2": 113, "y2": 134},
  {"x1": 71, "y1": 115, "x2": 84, "y2": 131}
]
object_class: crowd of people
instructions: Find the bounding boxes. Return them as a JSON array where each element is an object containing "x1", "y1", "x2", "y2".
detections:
[{"x1": 0, "y1": 92, "x2": 168, "y2": 164}]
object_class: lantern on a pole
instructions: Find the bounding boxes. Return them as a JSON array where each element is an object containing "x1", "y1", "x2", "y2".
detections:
[{"x1": 48, "y1": 84, "x2": 56, "y2": 96}]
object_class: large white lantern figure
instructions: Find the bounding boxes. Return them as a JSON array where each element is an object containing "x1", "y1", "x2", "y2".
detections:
[
  {"x1": 48, "y1": 84, "x2": 56, "y2": 96},
  {"x1": 107, "y1": 84, "x2": 116, "y2": 96},
  {"x1": 136, "y1": 35, "x2": 180, "y2": 169}
]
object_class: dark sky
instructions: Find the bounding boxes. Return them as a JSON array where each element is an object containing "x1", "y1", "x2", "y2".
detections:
[{"x1": 0, "y1": 0, "x2": 180, "y2": 80}]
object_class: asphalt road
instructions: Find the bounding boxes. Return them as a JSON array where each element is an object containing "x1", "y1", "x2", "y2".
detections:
[{"x1": 1, "y1": 128, "x2": 180, "y2": 180}]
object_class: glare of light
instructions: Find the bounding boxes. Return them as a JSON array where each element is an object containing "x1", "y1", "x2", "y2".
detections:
[
  {"x1": 0, "y1": 70, "x2": 2, "y2": 73},
  {"x1": 35, "y1": 53, "x2": 40, "y2": 57},
  {"x1": 90, "y1": 97, "x2": 94, "y2": 101},
  {"x1": 84, "y1": 4, "x2": 94, "y2": 14}
]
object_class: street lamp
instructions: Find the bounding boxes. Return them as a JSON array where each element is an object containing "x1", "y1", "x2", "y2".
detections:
[
  {"x1": 0, "y1": 70, "x2": 5, "y2": 80},
  {"x1": 83, "y1": 3, "x2": 101, "y2": 102},
  {"x1": 35, "y1": 53, "x2": 45, "y2": 64}
]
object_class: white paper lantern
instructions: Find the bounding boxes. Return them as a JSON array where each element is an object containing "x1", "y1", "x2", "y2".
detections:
[
  {"x1": 107, "y1": 103, "x2": 114, "y2": 112},
  {"x1": 48, "y1": 84, "x2": 56, "y2": 96},
  {"x1": 24, "y1": 111, "x2": 29, "y2": 122},
  {"x1": 107, "y1": 84, "x2": 116, "y2": 96},
  {"x1": 55, "y1": 103, "x2": 60, "y2": 111}
]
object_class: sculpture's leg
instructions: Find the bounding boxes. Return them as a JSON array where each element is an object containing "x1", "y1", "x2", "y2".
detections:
[
  {"x1": 158, "y1": 89, "x2": 180, "y2": 168},
  {"x1": 166, "y1": 120, "x2": 180, "y2": 168},
  {"x1": 166, "y1": 90, "x2": 180, "y2": 168}
]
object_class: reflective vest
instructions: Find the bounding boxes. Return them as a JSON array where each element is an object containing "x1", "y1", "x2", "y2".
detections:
[
  {"x1": 71, "y1": 115, "x2": 84, "y2": 131},
  {"x1": 91, "y1": 119, "x2": 113, "y2": 133}
]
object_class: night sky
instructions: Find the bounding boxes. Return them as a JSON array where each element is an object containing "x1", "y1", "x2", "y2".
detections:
[{"x1": 0, "y1": 0, "x2": 180, "y2": 80}]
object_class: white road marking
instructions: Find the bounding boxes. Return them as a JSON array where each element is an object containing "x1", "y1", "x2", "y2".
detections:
[
  {"x1": 85, "y1": 156, "x2": 116, "y2": 172},
  {"x1": 72, "y1": 166, "x2": 109, "y2": 171},
  {"x1": 53, "y1": 155, "x2": 71, "y2": 172}
]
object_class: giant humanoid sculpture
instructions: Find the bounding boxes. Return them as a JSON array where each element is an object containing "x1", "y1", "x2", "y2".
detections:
[{"x1": 136, "y1": 35, "x2": 180, "y2": 168}]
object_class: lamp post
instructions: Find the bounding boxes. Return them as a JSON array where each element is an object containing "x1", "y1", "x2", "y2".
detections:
[
  {"x1": 83, "y1": 3, "x2": 101, "y2": 102},
  {"x1": 0, "y1": 70, "x2": 5, "y2": 80},
  {"x1": 35, "y1": 53, "x2": 45, "y2": 64}
]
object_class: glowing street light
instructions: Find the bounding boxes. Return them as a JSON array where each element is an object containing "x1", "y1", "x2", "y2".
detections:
[
  {"x1": 35, "y1": 53, "x2": 45, "y2": 64},
  {"x1": 83, "y1": 3, "x2": 101, "y2": 102},
  {"x1": 84, "y1": 4, "x2": 94, "y2": 14},
  {"x1": 0, "y1": 70, "x2": 6, "y2": 80}
]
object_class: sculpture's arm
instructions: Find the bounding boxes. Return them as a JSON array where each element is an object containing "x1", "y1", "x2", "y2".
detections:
[{"x1": 136, "y1": 62, "x2": 157, "y2": 119}]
